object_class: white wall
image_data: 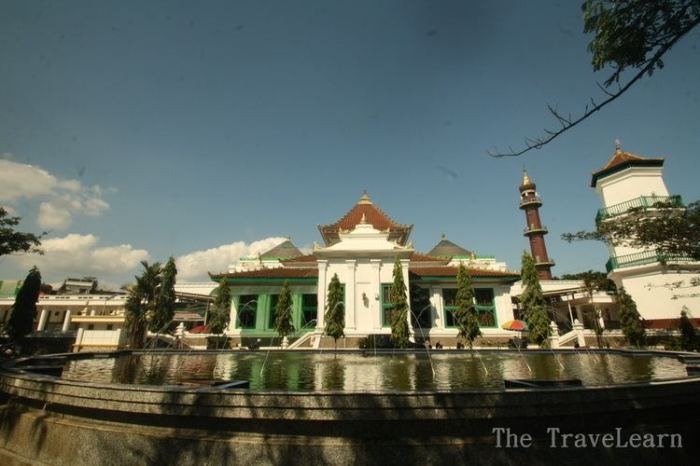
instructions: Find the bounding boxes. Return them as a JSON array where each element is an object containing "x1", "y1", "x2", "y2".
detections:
[
  {"x1": 596, "y1": 167, "x2": 669, "y2": 207},
  {"x1": 615, "y1": 269, "x2": 700, "y2": 320}
]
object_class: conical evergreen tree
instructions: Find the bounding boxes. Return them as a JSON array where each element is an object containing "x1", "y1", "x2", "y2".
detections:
[
  {"x1": 679, "y1": 307, "x2": 697, "y2": 351},
  {"x1": 617, "y1": 287, "x2": 645, "y2": 347},
  {"x1": 390, "y1": 257, "x2": 410, "y2": 348},
  {"x1": 274, "y1": 281, "x2": 295, "y2": 338},
  {"x1": 454, "y1": 263, "x2": 481, "y2": 349},
  {"x1": 208, "y1": 280, "x2": 232, "y2": 334},
  {"x1": 520, "y1": 252, "x2": 549, "y2": 348},
  {"x1": 151, "y1": 256, "x2": 177, "y2": 333},
  {"x1": 324, "y1": 274, "x2": 344, "y2": 349},
  {"x1": 6, "y1": 266, "x2": 41, "y2": 342}
]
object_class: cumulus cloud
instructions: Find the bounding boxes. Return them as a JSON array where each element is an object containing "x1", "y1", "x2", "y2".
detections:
[
  {"x1": 0, "y1": 157, "x2": 110, "y2": 229},
  {"x1": 8, "y1": 233, "x2": 150, "y2": 280},
  {"x1": 176, "y1": 237, "x2": 288, "y2": 280},
  {"x1": 37, "y1": 202, "x2": 73, "y2": 229}
]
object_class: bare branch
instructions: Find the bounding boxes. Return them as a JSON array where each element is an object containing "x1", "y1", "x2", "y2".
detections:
[{"x1": 488, "y1": 17, "x2": 700, "y2": 158}]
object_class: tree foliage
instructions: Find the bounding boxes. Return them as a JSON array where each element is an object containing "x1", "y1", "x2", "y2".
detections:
[
  {"x1": 490, "y1": 0, "x2": 700, "y2": 157},
  {"x1": 560, "y1": 270, "x2": 618, "y2": 293},
  {"x1": 453, "y1": 263, "x2": 481, "y2": 349},
  {"x1": 5, "y1": 266, "x2": 42, "y2": 342},
  {"x1": 389, "y1": 257, "x2": 410, "y2": 348},
  {"x1": 208, "y1": 280, "x2": 232, "y2": 335},
  {"x1": 274, "y1": 281, "x2": 295, "y2": 338},
  {"x1": 563, "y1": 200, "x2": 700, "y2": 260},
  {"x1": 324, "y1": 273, "x2": 344, "y2": 347},
  {"x1": 150, "y1": 256, "x2": 177, "y2": 333},
  {"x1": 679, "y1": 307, "x2": 697, "y2": 351},
  {"x1": 617, "y1": 287, "x2": 646, "y2": 347},
  {"x1": 520, "y1": 252, "x2": 550, "y2": 347},
  {"x1": 125, "y1": 261, "x2": 162, "y2": 348},
  {"x1": 0, "y1": 207, "x2": 44, "y2": 257}
]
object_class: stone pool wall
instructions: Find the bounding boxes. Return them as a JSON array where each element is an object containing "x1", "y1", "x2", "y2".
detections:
[{"x1": 1, "y1": 351, "x2": 699, "y2": 465}]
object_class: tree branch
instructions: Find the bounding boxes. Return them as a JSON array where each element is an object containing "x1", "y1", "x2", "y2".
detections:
[{"x1": 488, "y1": 16, "x2": 700, "y2": 158}]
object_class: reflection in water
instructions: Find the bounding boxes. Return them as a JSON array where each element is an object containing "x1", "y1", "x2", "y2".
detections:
[{"x1": 61, "y1": 352, "x2": 688, "y2": 392}]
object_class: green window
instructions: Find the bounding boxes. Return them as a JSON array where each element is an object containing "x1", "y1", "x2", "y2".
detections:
[
  {"x1": 237, "y1": 294, "x2": 257, "y2": 329},
  {"x1": 442, "y1": 288, "x2": 458, "y2": 327},
  {"x1": 475, "y1": 288, "x2": 497, "y2": 328},
  {"x1": 301, "y1": 294, "x2": 317, "y2": 328},
  {"x1": 410, "y1": 285, "x2": 433, "y2": 329},
  {"x1": 268, "y1": 294, "x2": 280, "y2": 329},
  {"x1": 381, "y1": 284, "x2": 394, "y2": 327}
]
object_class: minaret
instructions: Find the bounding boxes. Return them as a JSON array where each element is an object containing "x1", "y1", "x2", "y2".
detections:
[{"x1": 519, "y1": 170, "x2": 555, "y2": 280}]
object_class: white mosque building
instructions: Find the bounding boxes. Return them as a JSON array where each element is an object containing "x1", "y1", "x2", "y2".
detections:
[{"x1": 211, "y1": 192, "x2": 522, "y2": 348}]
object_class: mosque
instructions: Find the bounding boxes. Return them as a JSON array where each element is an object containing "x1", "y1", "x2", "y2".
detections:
[
  {"x1": 2, "y1": 146, "x2": 695, "y2": 350},
  {"x1": 211, "y1": 191, "x2": 522, "y2": 347},
  {"x1": 211, "y1": 144, "x2": 698, "y2": 348}
]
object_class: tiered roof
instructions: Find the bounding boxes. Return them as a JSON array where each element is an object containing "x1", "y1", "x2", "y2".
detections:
[
  {"x1": 409, "y1": 266, "x2": 519, "y2": 280},
  {"x1": 211, "y1": 193, "x2": 518, "y2": 283},
  {"x1": 426, "y1": 235, "x2": 474, "y2": 259},
  {"x1": 318, "y1": 192, "x2": 412, "y2": 246},
  {"x1": 591, "y1": 144, "x2": 664, "y2": 187},
  {"x1": 259, "y1": 240, "x2": 303, "y2": 260},
  {"x1": 210, "y1": 268, "x2": 318, "y2": 282}
]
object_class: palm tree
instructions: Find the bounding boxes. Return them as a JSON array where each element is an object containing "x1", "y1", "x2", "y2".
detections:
[{"x1": 125, "y1": 261, "x2": 161, "y2": 349}]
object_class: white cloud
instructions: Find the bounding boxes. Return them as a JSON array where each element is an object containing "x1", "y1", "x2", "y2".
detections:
[
  {"x1": 0, "y1": 158, "x2": 56, "y2": 202},
  {"x1": 176, "y1": 237, "x2": 288, "y2": 280},
  {"x1": 38, "y1": 202, "x2": 73, "y2": 229},
  {"x1": 7, "y1": 233, "x2": 150, "y2": 280},
  {"x1": 0, "y1": 157, "x2": 110, "y2": 229}
]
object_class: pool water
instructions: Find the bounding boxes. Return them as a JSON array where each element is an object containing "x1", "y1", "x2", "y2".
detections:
[{"x1": 60, "y1": 351, "x2": 688, "y2": 392}]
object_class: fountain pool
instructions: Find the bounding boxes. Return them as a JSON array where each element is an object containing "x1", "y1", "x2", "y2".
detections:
[{"x1": 1, "y1": 349, "x2": 699, "y2": 465}]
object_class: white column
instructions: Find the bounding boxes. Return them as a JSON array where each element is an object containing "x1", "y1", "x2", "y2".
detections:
[
  {"x1": 316, "y1": 260, "x2": 328, "y2": 330},
  {"x1": 430, "y1": 287, "x2": 443, "y2": 329},
  {"x1": 345, "y1": 260, "x2": 356, "y2": 330},
  {"x1": 62, "y1": 310, "x2": 72, "y2": 332},
  {"x1": 74, "y1": 327, "x2": 85, "y2": 352},
  {"x1": 400, "y1": 258, "x2": 411, "y2": 330},
  {"x1": 227, "y1": 296, "x2": 236, "y2": 334},
  {"x1": 370, "y1": 259, "x2": 382, "y2": 330},
  {"x1": 37, "y1": 309, "x2": 49, "y2": 331},
  {"x1": 433, "y1": 288, "x2": 445, "y2": 329}
]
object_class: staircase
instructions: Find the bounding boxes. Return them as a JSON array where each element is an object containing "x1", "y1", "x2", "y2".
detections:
[{"x1": 288, "y1": 330, "x2": 321, "y2": 349}]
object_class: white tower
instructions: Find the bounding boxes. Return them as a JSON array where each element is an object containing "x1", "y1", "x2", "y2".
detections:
[{"x1": 591, "y1": 143, "x2": 699, "y2": 326}]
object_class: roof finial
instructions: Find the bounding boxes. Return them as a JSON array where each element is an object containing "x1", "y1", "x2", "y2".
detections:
[
  {"x1": 615, "y1": 139, "x2": 622, "y2": 153},
  {"x1": 521, "y1": 169, "x2": 532, "y2": 187},
  {"x1": 441, "y1": 233, "x2": 446, "y2": 239},
  {"x1": 358, "y1": 190, "x2": 372, "y2": 204}
]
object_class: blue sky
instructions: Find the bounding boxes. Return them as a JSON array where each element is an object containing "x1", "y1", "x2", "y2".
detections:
[{"x1": 1, "y1": 0, "x2": 699, "y2": 286}]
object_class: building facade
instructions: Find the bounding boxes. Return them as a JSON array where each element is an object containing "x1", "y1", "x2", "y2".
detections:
[{"x1": 212, "y1": 193, "x2": 522, "y2": 348}]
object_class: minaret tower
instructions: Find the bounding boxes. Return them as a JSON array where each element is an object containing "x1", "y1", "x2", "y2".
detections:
[{"x1": 519, "y1": 170, "x2": 555, "y2": 280}]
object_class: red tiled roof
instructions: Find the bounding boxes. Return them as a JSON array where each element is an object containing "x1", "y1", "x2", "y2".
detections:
[
  {"x1": 644, "y1": 318, "x2": 700, "y2": 330},
  {"x1": 591, "y1": 148, "x2": 664, "y2": 187},
  {"x1": 318, "y1": 193, "x2": 412, "y2": 246},
  {"x1": 409, "y1": 266, "x2": 520, "y2": 278},
  {"x1": 211, "y1": 268, "x2": 318, "y2": 280},
  {"x1": 595, "y1": 150, "x2": 645, "y2": 173}
]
